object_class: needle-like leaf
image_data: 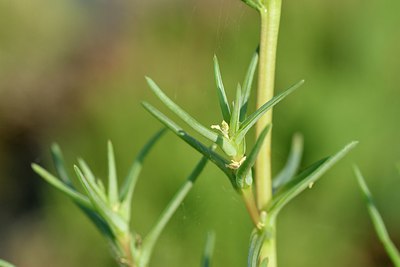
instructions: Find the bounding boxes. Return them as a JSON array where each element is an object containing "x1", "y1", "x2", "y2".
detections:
[
  {"x1": 229, "y1": 84, "x2": 242, "y2": 136},
  {"x1": 74, "y1": 166, "x2": 128, "y2": 234},
  {"x1": 213, "y1": 55, "x2": 231, "y2": 123},
  {"x1": 0, "y1": 259, "x2": 15, "y2": 267},
  {"x1": 272, "y1": 133, "x2": 304, "y2": 192},
  {"x1": 241, "y1": 0, "x2": 263, "y2": 11},
  {"x1": 78, "y1": 159, "x2": 108, "y2": 203},
  {"x1": 354, "y1": 166, "x2": 400, "y2": 266},
  {"x1": 32, "y1": 163, "x2": 91, "y2": 208},
  {"x1": 51, "y1": 143, "x2": 73, "y2": 186},
  {"x1": 143, "y1": 102, "x2": 235, "y2": 184},
  {"x1": 237, "y1": 124, "x2": 271, "y2": 188},
  {"x1": 45, "y1": 147, "x2": 114, "y2": 239},
  {"x1": 201, "y1": 231, "x2": 216, "y2": 267},
  {"x1": 145, "y1": 77, "x2": 237, "y2": 157},
  {"x1": 236, "y1": 80, "x2": 304, "y2": 144},
  {"x1": 248, "y1": 229, "x2": 266, "y2": 267},
  {"x1": 240, "y1": 48, "x2": 259, "y2": 121},
  {"x1": 79, "y1": 204, "x2": 116, "y2": 240},
  {"x1": 119, "y1": 128, "x2": 166, "y2": 221},
  {"x1": 120, "y1": 129, "x2": 165, "y2": 201},
  {"x1": 107, "y1": 141, "x2": 118, "y2": 205},
  {"x1": 139, "y1": 153, "x2": 212, "y2": 267},
  {"x1": 268, "y1": 141, "x2": 358, "y2": 217}
]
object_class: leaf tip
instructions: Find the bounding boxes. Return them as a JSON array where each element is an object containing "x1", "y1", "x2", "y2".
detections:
[
  {"x1": 348, "y1": 140, "x2": 359, "y2": 149},
  {"x1": 31, "y1": 163, "x2": 40, "y2": 172},
  {"x1": 145, "y1": 76, "x2": 155, "y2": 86},
  {"x1": 107, "y1": 140, "x2": 114, "y2": 150},
  {"x1": 51, "y1": 142, "x2": 61, "y2": 153},
  {"x1": 73, "y1": 164, "x2": 82, "y2": 174}
]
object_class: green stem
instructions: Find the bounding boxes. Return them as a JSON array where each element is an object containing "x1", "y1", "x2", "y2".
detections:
[
  {"x1": 254, "y1": 0, "x2": 282, "y2": 266},
  {"x1": 241, "y1": 187, "x2": 262, "y2": 228},
  {"x1": 115, "y1": 233, "x2": 136, "y2": 267},
  {"x1": 255, "y1": 0, "x2": 282, "y2": 211},
  {"x1": 259, "y1": 219, "x2": 277, "y2": 267}
]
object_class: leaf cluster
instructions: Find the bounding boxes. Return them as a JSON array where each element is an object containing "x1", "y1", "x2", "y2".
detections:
[
  {"x1": 143, "y1": 50, "x2": 303, "y2": 192},
  {"x1": 143, "y1": 49, "x2": 357, "y2": 234},
  {"x1": 32, "y1": 130, "x2": 212, "y2": 267}
]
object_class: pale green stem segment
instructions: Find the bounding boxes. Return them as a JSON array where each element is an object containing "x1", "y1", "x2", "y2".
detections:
[
  {"x1": 254, "y1": 0, "x2": 282, "y2": 266},
  {"x1": 354, "y1": 166, "x2": 400, "y2": 267},
  {"x1": 255, "y1": 0, "x2": 282, "y2": 212}
]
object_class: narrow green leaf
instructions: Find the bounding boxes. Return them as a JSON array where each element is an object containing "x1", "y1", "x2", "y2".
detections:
[
  {"x1": 107, "y1": 141, "x2": 119, "y2": 205},
  {"x1": 74, "y1": 166, "x2": 128, "y2": 234},
  {"x1": 32, "y1": 163, "x2": 91, "y2": 208},
  {"x1": 201, "y1": 231, "x2": 216, "y2": 267},
  {"x1": 78, "y1": 205, "x2": 116, "y2": 240},
  {"x1": 50, "y1": 143, "x2": 73, "y2": 186},
  {"x1": 241, "y1": 0, "x2": 263, "y2": 11},
  {"x1": 354, "y1": 166, "x2": 400, "y2": 266},
  {"x1": 248, "y1": 230, "x2": 258, "y2": 267},
  {"x1": 248, "y1": 229, "x2": 266, "y2": 267},
  {"x1": 143, "y1": 102, "x2": 236, "y2": 184},
  {"x1": 240, "y1": 48, "x2": 259, "y2": 121},
  {"x1": 272, "y1": 133, "x2": 304, "y2": 192},
  {"x1": 37, "y1": 147, "x2": 115, "y2": 240},
  {"x1": 0, "y1": 259, "x2": 15, "y2": 267},
  {"x1": 140, "y1": 154, "x2": 211, "y2": 267},
  {"x1": 120, "y1": 128, "x2": 166, "y2": 204},
  {"x1": 119, "y1": 129, "x2": 166, "y2": 222},
  {"x1": 213, "y1": 55, "x2": 231, "y2": 123},
  {"x1": 269, "y1": 141, "x2": 358, "y2": 217},
  {"x1": 236, "y1": 80, "x2": 304, "y2": 143},
  {"x1": 145, "y1": 77, "x2": 237, "y2": 156},
  {"x1": 229, "y1": 84, "x2": 242, "y2": 136},
  {"x1": 237, "y1": 124, "x2": 271, "y2": 188},
  {"x1": 78, "y1": 159, "x2": 108, "y2": 203}
]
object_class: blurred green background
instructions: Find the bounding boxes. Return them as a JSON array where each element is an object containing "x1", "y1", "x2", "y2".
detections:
[{"x1": 1, "y1": 0, "x2": 399, "y2": 266}]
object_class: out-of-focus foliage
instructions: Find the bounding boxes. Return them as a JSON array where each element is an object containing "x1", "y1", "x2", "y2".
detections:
[{"x1": 0, "y1": 0, "x2": 400, "y2": 266}]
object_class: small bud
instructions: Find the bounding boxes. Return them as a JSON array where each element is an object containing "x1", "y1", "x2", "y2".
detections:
[
  {"x1": 211, "y1": 120, "x2": 230, "y2": 139},
  {"x1": 226, "y1": 156, "x2": 246, "y2": 169}
]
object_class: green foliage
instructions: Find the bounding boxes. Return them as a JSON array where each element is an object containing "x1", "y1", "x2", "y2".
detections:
[
  {"x1": 144, "y1": 61, "x2": 303, "y2": 192},
  {"x1": 201, "y1": 232, "x2": 216, "y2": 267},
  {"x1": 32, "y1": 130, "x2": 212, "y2": 267},
  {"x1": 240, "y1": 0, "x2": 265, "y2": 11},
  {"x1": 272, "y1": 133, "x2": 303, "y2": 192},
  {"x1": 144, "y1": 52, "x2": 356, "y2": 222},
  {"x1": 27, "y1": 0, "x2": 361, "y2": 266},
  {"x1": 268, "y1": 141, "x2": 358, "y2": 218},
  {"x1": 0, "y1": 259, "x2": 15, "y2": 267},
  {"x1": 354, "y1": 166, "x2": 400, "y2": 267},
  {"x1": 248, "y1": 229, "x2": 267, "y2": 267}
]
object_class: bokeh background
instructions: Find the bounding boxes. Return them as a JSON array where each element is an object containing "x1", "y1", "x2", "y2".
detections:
[{"x1": 1, "y1": 0, "x2": 399, "y2": 266}]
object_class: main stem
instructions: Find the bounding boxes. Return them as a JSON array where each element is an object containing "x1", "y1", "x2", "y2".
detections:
[
  {"x1": 255, "y1": 0, "x2": 281, "y2": 210},
  {"x1": 254, "y1": 0, "x2": 282, "y2": 265}
]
